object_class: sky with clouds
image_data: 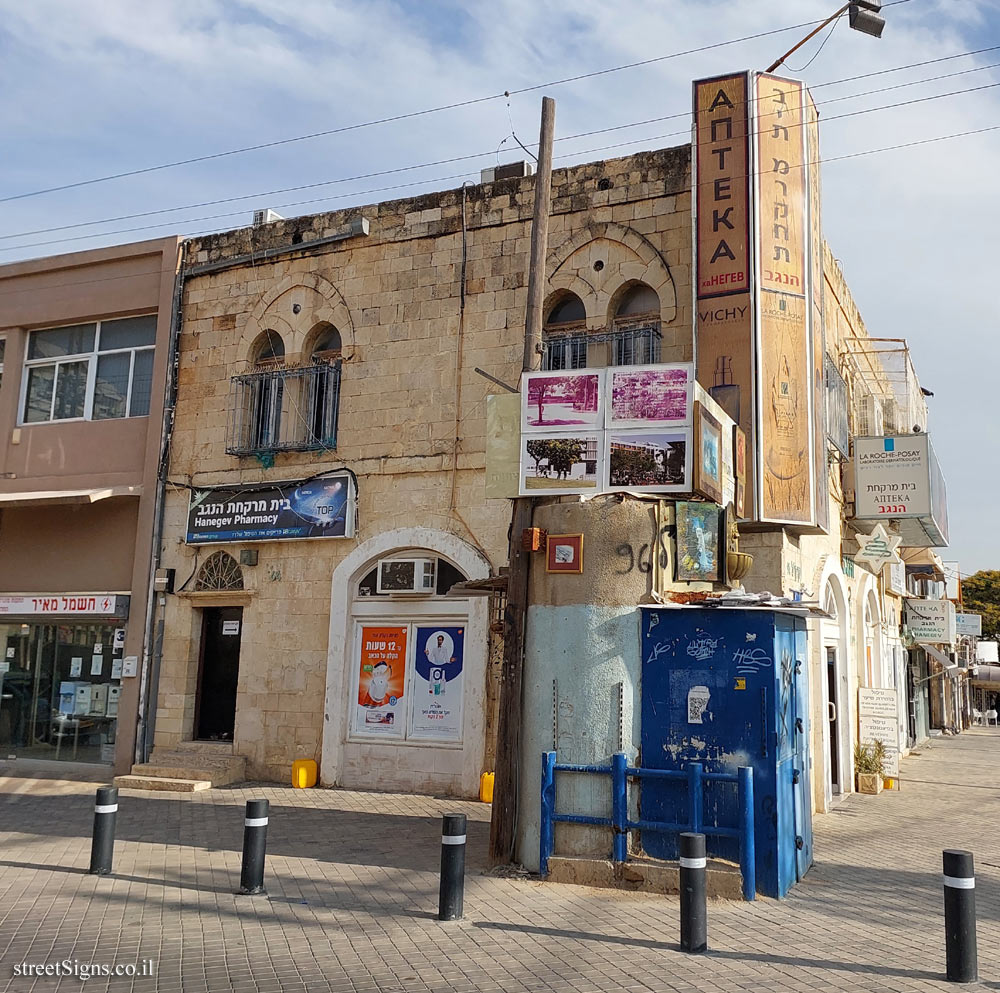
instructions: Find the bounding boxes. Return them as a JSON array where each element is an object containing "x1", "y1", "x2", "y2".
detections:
[{"x1": 0, "y1": 0, "x2": 997, "y2": 573}]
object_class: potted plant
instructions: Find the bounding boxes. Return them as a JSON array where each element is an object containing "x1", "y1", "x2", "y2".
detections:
[{"x1": 855, "y1": 740, "x2": 886, "y2": 795}]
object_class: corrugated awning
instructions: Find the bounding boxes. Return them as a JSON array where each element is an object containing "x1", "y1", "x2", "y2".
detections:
[
  {"x1": 446, "y1": 575, "x2": 508, "y2": 597},
  {"x1": 0, "y1": 486, "x2": 142, "y2": 508}
]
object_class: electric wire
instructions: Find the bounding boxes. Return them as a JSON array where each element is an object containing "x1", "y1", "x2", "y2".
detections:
[
  {"x1": 786, "y1": 9, "x2": 845, "y2": 72},
  {"x1": 4, "y1": 49, "x2": 999, "y2": 246},
  {"x1": 0, "y1": 0, "x2": 917, "y2": 205},
  {"x1": 1, "y1": 118, "x2": 997, "y2": 269}
]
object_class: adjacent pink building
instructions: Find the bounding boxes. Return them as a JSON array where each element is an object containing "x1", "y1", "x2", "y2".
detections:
[{"x1": 0, "y1": 237, "x2": 182, "y2": 774}]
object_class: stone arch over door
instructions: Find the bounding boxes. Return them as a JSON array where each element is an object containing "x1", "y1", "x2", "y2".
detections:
[
  {"x1": 321, "y1": 527, "x2": 491, "y2": 791},
  {"x1": 545, "y1": 221, "x2": 677, "y2": 328},
  {"x1": 240, "y1": 273, "x2": 357, "y2": 362},
  {"x1": 815, "y1": 557, "x2": 852, "y2": 807}
]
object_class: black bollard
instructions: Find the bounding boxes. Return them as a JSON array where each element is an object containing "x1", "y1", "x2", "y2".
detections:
[
  {"x1": 679, "y1": 831, "x2": 707, "y2": 953},
  {"x1": 438, "y1": 813, "x2": 467, "y2": 921},
  {"x1": 943, "y1": 849, "x2": 978, "y2": 983},
  {"x1": 238, "y1": 799, "x2": 269, "y2": 895},
  {"x1": 88, "y1": 786, "x2": 118, "y2": 875}
]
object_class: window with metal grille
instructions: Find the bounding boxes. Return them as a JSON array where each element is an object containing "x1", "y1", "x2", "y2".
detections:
[
  {"x1": 543, "y1": 325, "x2": 661, "y2": 370},
  {"x1": 542, "y1": 336, "x2": 588, "y2": 371},
  {"x1": 226, "y1": 362, "x2": 341, "y2": 456}
]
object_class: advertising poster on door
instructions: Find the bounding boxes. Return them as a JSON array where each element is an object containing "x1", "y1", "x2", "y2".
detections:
[
  {"x1": 356, "y1": 625, "x2": 407, "y2": 737},
  {"x1": 410, "y1": 626, "x2": 465, "y2": 741}
]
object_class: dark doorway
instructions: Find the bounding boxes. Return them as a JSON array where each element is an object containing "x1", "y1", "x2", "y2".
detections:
[
  {"x1": 826, "y1": 647, "x2": 840, "y2": 792},
  {"x1": 195, "y1": 606, "x2": 243, "y2": 741}
]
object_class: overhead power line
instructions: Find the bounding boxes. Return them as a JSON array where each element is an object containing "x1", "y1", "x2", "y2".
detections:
[
  {"x1": 0, "y1": 3, "x2": 916, "y2": 205},
  {"x1": 6, "y1": 51, "x2": 999, "y2": 245},
  {"x1": 2, "y1": 117, "x2": 997, "y2": 258}
]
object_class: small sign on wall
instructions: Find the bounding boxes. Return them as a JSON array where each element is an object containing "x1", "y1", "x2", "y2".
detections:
[
  {"x1": 222, "y1": 620, "x2": 241, "y2": 636},
  {"x1": 122, "y1": 656, "x2": 139, "y2": 678},
  {"x1": 546, "y1": 534, "x2": 584, "y2": 574}
]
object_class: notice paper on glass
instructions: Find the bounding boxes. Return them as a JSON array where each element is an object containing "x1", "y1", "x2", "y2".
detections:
[
  {"x1": 70, "y1": 657, "x2": 83, "y2": 677},
  {"x1": 111, "y1": 657, "x2": 123, "y2": 679},
  {"x1": 91, "y1": 656, "x2": 103, "y2": 676}
]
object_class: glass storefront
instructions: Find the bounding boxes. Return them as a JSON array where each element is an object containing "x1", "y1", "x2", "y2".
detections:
[{"x1": 0, "y1": 621, "x2": 124, "y2": 764}]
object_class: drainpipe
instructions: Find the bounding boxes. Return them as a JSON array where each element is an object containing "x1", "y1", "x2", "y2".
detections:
[{"x1": 134, "y1": 252, "x2": 187, "y2": 765}]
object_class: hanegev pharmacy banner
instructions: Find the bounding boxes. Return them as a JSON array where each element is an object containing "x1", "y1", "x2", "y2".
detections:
[{"x1": 186, "y1": 474, "x2": 355, "y2": 543}]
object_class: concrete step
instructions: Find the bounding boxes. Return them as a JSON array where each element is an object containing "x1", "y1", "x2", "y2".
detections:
[
  {"x1": 168, "y1": 741, "x2": 237, "y2": 755},
  {"x1": 114, "y1": 775, "x2": 212, "y2": 792},
  {"x1": 128, "y1": 748, "x2": 247, "y2": 788}
]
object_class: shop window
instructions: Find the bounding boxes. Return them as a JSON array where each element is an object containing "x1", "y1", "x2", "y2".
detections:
[
  {"x1": 21, "y1": 316, "x2": 157, "y2": 424},
  {"x1": 195, "y1": 551, "x2": 244, "y2": 591},
  {"x1": 0, "y1": 620, "x2": 125, "y2": 765},
  {"x1": 226, "y1": 329, "x2": 341, "y2": 456},
  {"x1": 0, "y1": 337, "x2": 5, "y2": 392},
  {"x1": 350, "y1": 554, "x2": 471, "y2": 745}
]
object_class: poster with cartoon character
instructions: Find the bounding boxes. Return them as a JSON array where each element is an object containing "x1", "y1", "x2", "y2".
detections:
[
  {"x1": 355, "y1": 625, "x2": 407, "y2": 737},
  {"x1": 410, "y1": 626, "x2": 464, "y2": 741}
]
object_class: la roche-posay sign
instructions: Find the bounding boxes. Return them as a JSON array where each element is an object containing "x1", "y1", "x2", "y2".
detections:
[
  {"x1": 905, "y1": 598, "x2": 957, "y2": 646},
  {"x1": 854, "y1": 435, "x2": 931, "y2": 520}
]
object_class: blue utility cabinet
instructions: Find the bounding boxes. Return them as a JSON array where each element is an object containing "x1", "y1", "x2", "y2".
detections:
[{"x1": 639, "y1": 606, "x2": 812, "y2": 898}]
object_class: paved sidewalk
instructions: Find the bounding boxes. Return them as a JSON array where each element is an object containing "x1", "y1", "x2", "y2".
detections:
[{"x1": 1, "y1": 731, "x2": 999, "y2": 993}]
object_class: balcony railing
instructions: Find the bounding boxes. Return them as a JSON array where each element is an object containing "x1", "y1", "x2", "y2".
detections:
[
  {"x1": 226, "y1": 362, "x2": 341, "y2": 456},
  {"x1": 542, "y1": 324, "x2": 662, "y2": 371}
]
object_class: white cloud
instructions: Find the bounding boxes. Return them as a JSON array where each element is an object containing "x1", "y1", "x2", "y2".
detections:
[{"x1": 0, "y1": 0, "x2": 997, "y2": 568}]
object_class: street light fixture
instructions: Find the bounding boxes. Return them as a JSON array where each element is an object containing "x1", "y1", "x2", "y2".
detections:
[{"x1": 766, "y1": 1, "x2": 887, "y2": 74}]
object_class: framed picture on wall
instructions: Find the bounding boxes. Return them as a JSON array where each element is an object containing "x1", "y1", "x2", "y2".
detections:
[
  {"x1": 546, "y1": 533, "x2": 584, "y2": 574},
  {"x1": 675, "y1": 501, "x2": 723, "y2": 583},
  {"x1": 693, "y1": 401, "x2": 723, "y2": 504}
]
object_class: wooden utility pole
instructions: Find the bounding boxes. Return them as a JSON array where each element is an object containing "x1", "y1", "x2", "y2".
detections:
[{"x1": 489, "y1": 95, "x2": 555, "y2": 866}]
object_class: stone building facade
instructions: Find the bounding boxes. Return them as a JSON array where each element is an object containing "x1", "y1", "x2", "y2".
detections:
[
  {"x1": 144, "y1": 148, "x2": 696, "y2": 793},
  {"x1": 137, "y1": 130, "x2": 944, "y2": 811}
]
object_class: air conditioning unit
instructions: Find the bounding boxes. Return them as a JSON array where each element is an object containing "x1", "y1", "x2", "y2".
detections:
[
  {"x1": 376, "y1": 557, "x2": 436, "y2": 595},
  {"x1": 253, "y1": 208, "x2": 284, "y2": 227},
  {"x1": 480, "y1": 161, "x2": 534, "y2": 184}
]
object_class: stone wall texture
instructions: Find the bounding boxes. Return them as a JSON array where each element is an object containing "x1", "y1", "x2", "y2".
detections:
[{"x1": 156, "y1": 147, "x2": 695, "y2": 786}]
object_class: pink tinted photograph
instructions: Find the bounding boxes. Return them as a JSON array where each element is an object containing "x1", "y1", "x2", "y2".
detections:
[
  {"x1": 608, "y1": 364, "x2": 693, "y2": 428},
  {"x1": 523, "y1": 371, "x2": 603, "y2": 430}
]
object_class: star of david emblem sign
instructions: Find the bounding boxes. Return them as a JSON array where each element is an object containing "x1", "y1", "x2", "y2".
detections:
[{"x1": 854, "y1": 523, "x2": 903, "y2": 570}]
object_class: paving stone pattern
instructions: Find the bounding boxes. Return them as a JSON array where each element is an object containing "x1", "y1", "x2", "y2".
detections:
[{"x1": 1, "y1": 730, "x2": 999, "y2": 992}]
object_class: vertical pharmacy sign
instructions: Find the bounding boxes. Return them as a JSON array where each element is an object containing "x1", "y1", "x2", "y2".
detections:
[
  {"x1": 693, "y1": 73, "x2": 756, "y2": 516},
  {"x1": 754, "y1": 74, "x2": 812, "y2": 524}
]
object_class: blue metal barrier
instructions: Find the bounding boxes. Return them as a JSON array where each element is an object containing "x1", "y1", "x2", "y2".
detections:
[{"x1": 539, "y1": 751, "x2": 756, "y2": 901}]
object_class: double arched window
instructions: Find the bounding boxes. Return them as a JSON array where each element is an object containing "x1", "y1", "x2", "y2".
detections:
[
  {"x1": 227, "y1": 325, "x2": 343, "y2": 457},
  {"x1": 542, "y1": 283, "x2": 661, "y2": 370}
]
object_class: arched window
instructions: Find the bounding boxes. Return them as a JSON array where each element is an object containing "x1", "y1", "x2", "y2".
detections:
[
  {"x1": 612, "y1": 283, "x2": 661, "y2": 365},
  {"x1": 195, "y1": 551, "x2": 244, "y2": 591},
  {"x1": 823, "y1": 583, "x2": 839, "y2": 621},
  {"x1": 309, "y1": 324, "x2": 342, "y2": 363},
  {"x1": 615, "y1": 283, "x2": 660, "y2": 318},
  {"x1": 251, "y1": 329, "x2": 285, "y2": 366},
  {"x1": 304, "y1": 324, "x2": 342, "y2": 447},
  {"x1": 543, "y1": 293, "x2": 587, "y2": 371},
  {"x1": 356, "y1": 557, "x2": 467, "y2": 598},
  {"x1": 245, "y1": 331, "x2": 285, "y2": 450},
  {"x1": 546, "y1": 295, "x2": 585, "y2": 325}
]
